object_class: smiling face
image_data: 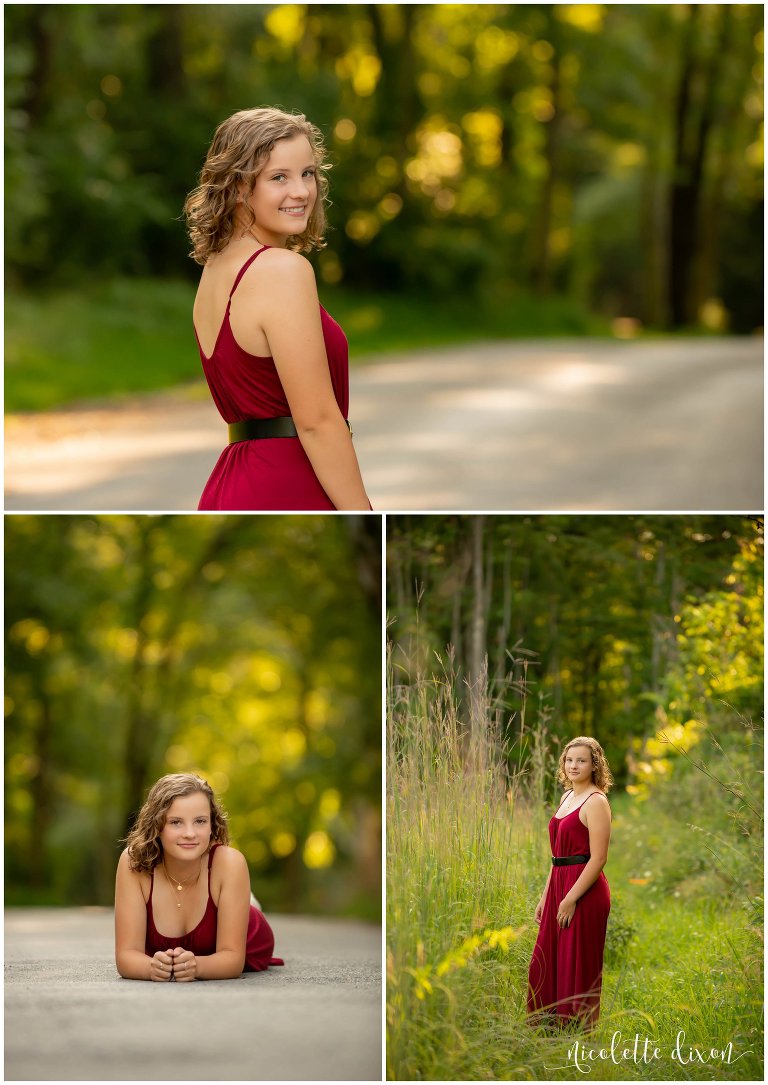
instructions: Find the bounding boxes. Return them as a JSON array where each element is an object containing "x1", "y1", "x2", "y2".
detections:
[
  {"x1": 564, "y1": 745, "x2": 594, "y2": 785},
  {"x1": 159, "y1": 792, "x2": 212, "y2": 861},
  {"x1": 239, "y1": 134, "x2": 318, "y2": 247}
]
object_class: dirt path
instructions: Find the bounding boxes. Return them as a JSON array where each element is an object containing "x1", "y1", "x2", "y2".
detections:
[
  {"x1": 5, "y1": 337, "x2": 762, "y2": 511},
  {"x1": 5, "y1": 908, "x2": 381, "y2": 1081}
]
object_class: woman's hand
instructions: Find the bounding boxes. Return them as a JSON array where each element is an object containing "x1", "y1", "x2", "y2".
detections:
[
  {"x1": 149, "y1": 950, "x2": 174, "y2": 981},
  {"x1": 534, "y1": 898, "x2": 545, "y2": 925},
  {"x1": 170, "y1": 947, "x2": 198, "y2": 982},
  {"x1": 556, "y1": 896, "x2": 577, "y2": 929}
]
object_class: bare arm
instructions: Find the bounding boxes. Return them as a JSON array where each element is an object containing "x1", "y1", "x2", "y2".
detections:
[
  {"x1": 240, "y1": 250, "x2": 370, "y2": 510},
  {"x1": 193, "y1": 848, "x2": 250, "y2": 980},
  {"x1": 114, "y1": 850, "x2": 172, "y2": 980}
]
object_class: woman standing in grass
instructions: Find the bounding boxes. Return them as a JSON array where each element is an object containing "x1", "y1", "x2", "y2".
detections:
[
  {"x1": 183, "y1": 107, "x2": 370, "y2": 511},
  {"x1": 527, "y1": 737, "x2": 612, "y2": 1029},
  {"x1": 115, "y1": 773, "x2": 283, "y2": 980}
]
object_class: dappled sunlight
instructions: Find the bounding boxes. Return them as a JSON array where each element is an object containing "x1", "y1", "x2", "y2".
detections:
[
  {"x1": 536, "y1": 359, "x2": 630, "y2": 392},
  {"x1": 433, "y1": 388, "x2": 540, "y2": 412}
]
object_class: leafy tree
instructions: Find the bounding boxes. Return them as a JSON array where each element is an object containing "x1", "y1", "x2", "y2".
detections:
[
  {"x1": 386, "y1": 514, "x2": 762, "y2": 782},
  {"x1": 5, "y1": 4, "x2": 763, "y2": 329},
  {"x1": 5, "y1": 514, "x2": 381, "y2": 916}
]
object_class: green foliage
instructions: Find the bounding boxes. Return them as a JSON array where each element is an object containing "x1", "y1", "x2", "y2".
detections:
[
  {"x1": 5, "y1": 278, "x2": 608, "y2": 413},
  {"x1": 6, "y1": 279, "x2": 199, "y2": 411},
  {"x1": 387, "y1": 515, "x2": 762, "y2": 787},
  {"x1": 387, "y1": 619, "x2": 763, "y2": 1080},
  {"x1": 5, "y1": 514, "x2": 381, "y2": 917},
  {"x1": 602, "y1": 890, "x2": 636, "y2": 967},
  {"x1": 387, "y1": 517, "x2": 763, "y2": 1079},
  {"x1": 665, "y1": 536, "x2": 764, "y2": 728},
  {"x1": 5, "y1": 4, "x2": 763, "y2": 330},
  {"x1": 618, "y1": 723, "x2": 763, "y2": 909}
]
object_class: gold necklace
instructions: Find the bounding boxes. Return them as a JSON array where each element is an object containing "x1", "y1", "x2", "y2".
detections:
[{"x1": 162, "y1": 857, "x2": 203, "y2": 907}]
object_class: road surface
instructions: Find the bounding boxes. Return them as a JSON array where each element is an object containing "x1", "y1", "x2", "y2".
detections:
[
  {"x1": 5, "y1": 908, "x2": 381, "y2": 1081},
  {"x1": 5, "y1": 338, "x2": 762, "y2": 511}
]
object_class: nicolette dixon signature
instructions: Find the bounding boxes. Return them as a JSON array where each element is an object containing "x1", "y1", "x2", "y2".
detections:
[{"x1": 546, "y1": 1030, "x2": 752, "y2": 1073}]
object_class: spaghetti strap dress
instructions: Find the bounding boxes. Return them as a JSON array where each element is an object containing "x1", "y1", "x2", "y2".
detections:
[
  {"x1": 145, "y1": 843, "x2": 284, "y2": 973},
  {"x1": 195, "y1": 245, "x2": 350, "y2": 511},
  {"x1": 527, "y1": 791, "x2": 610, "y2": 1028}
]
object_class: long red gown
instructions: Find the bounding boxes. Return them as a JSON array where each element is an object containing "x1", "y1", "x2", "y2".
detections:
[
  {"x1": 144, "y1": 844, "x2": 283, "y2": 973},
  {"x1": 195, "y1": 245, "x2": 350, "y2": 511},
  {"x1": 527, "y1": 791, "x2": 610, "y2": 1028}
]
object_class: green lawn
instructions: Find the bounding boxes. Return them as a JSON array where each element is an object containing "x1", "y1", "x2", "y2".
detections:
[{"x1": 5, "y1": 277, "x2": 614, "y2": 412}]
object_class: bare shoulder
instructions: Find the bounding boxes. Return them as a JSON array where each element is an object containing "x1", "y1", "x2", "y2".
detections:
[
  {"x1": 212, "y1": 844, "x2": 248, "y2": 871},
  {"x1": 586, "y1": 791, "x2": 611, "y2": 817},
  {"x1": 253, "y1": 247, "x2": 316, "y2": 289},
  {"x1": 260, "y1": 246, "x2": 312, "y2": 270},
  {"x1": 117, "y1": 847, "x2": 142, "y2": 876},
  {"x1": 115, "y1": 847, "x2": 150, "y2": 901}
]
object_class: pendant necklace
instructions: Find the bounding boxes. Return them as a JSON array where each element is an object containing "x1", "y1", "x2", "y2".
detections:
[{"x1": 162, "y1": 857, "x2": 203, "y2": 907}]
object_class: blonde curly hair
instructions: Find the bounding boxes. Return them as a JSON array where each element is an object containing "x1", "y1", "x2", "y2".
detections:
[
  {"x1": 122, "y1": 773, "x2": 230, "y2": 873},
  {"x1": 556, "y1": 736, "x2": 613, "y2": 793},
  {"x1": 183, "y1": 106, "x2": 331, "y2": 264}
]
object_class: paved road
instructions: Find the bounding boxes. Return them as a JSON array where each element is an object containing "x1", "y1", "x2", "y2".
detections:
[
  {"x1": 5, "y1": 908, "x2": 381, "y2": 1081},
  {"x1": 5, "y1": 338, "x2": 763, "y2": 511}
]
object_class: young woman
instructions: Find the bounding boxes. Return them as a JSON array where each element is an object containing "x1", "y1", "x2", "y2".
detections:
[
  {"x1": 183, "y1": 107, "x2": 371, "y2": 511},
  {"x1": 115, "y1": 773, "x2": 283, "y2": 981},
  {"x1": 527, "y1": 737, "x2": 612, "y2": 1029}
]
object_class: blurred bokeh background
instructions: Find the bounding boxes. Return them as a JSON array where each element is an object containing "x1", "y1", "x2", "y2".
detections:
[
  {"x1": 5, "y1": 514, "x2": 381, "y2": 918},
  {"x1": 6, "y1": 3, "x2": 764, "y2": 412}
]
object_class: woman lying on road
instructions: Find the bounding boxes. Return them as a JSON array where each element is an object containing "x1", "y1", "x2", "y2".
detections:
[{"x1": 115, "y1": 773, "x2": 283, "y2": 981}]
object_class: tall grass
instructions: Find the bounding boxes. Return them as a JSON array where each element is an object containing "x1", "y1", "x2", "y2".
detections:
[{"x1": 386, "y1": 637, "x2": 763, "y2": 1080}]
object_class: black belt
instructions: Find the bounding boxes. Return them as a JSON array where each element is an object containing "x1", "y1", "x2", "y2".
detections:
[
  {"x1": 552, "y1": 854, "x2": 590, "y2": 866},
  {"x1": 228, "y1": 416, "x2": 352, "y2": 444}
]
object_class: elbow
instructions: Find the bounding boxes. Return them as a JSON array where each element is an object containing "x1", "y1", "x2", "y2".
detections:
[
  {"x1": 115, "y1": 954, "x2": 130, "y2": 980},
  {"x1": 222, "y1": 954, "x2": 245, "y2": 980},
  {"x1": 294, "y1": 407, "x2": 345, "y2": 437},
  {"x1": 203, "y1": 949, "x2": 245, "y2": 980}
]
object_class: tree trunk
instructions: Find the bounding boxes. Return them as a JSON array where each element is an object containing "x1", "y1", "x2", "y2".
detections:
[
  {"x1": 367, "y1": 4, "x2": 424, "y2": 157},
  {"x1": 668, "y1": 4, "x2": 726, "y2": 326},
  {"x1": 468, "y1": 516, "x2": 486, "y2": 736},
  {"x1": 146, "y1": 5, "x2": 186, "y2": 98},
  {"x1": 22, "y1": 5, "x2": 55, "y2": 126},
  {"x1": 691, "y1": 5, "x2": 741, "y2": 312},
  {"x1": 494, "y1": 543, "x2": 513, "y2": 686},
  {"x1": 121, "y1": 527, "x2": 157, "y2": 840},
  {"x1": 29, "y1": 684, "x2": 54, "y2": 888},
  {"x1": 530, "y1": 7, "x2": 564, "y2": 296},
  {"x1": 345, "y1": 514, "x2": 382, "y2": 618}
]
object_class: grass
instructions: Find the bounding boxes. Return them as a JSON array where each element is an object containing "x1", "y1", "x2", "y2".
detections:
[
  {"x1": 6, "y1": 279, "x2": 201, "y2": 412},
  {"x1": 6, "y1": 276, "x2": 615, "y2": 412},
  {"x1": 386, "y1": 645, "x2": 763, "y2": 1081}
]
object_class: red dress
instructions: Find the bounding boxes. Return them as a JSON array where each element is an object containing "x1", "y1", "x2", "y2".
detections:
[
  {"x1": 527, "y1": 791, "x2": 610, "y2": 1027},
  {"x1": 145, "y1": 843, "x2": 284, "y2": 973},
  {"x1": 195, "y1": 245, "x2": 350, "y2": 511}
]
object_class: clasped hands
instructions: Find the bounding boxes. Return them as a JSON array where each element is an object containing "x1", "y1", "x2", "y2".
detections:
[{"x1": 150, "y1": 947, "x2": 197, "y2": 982}]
